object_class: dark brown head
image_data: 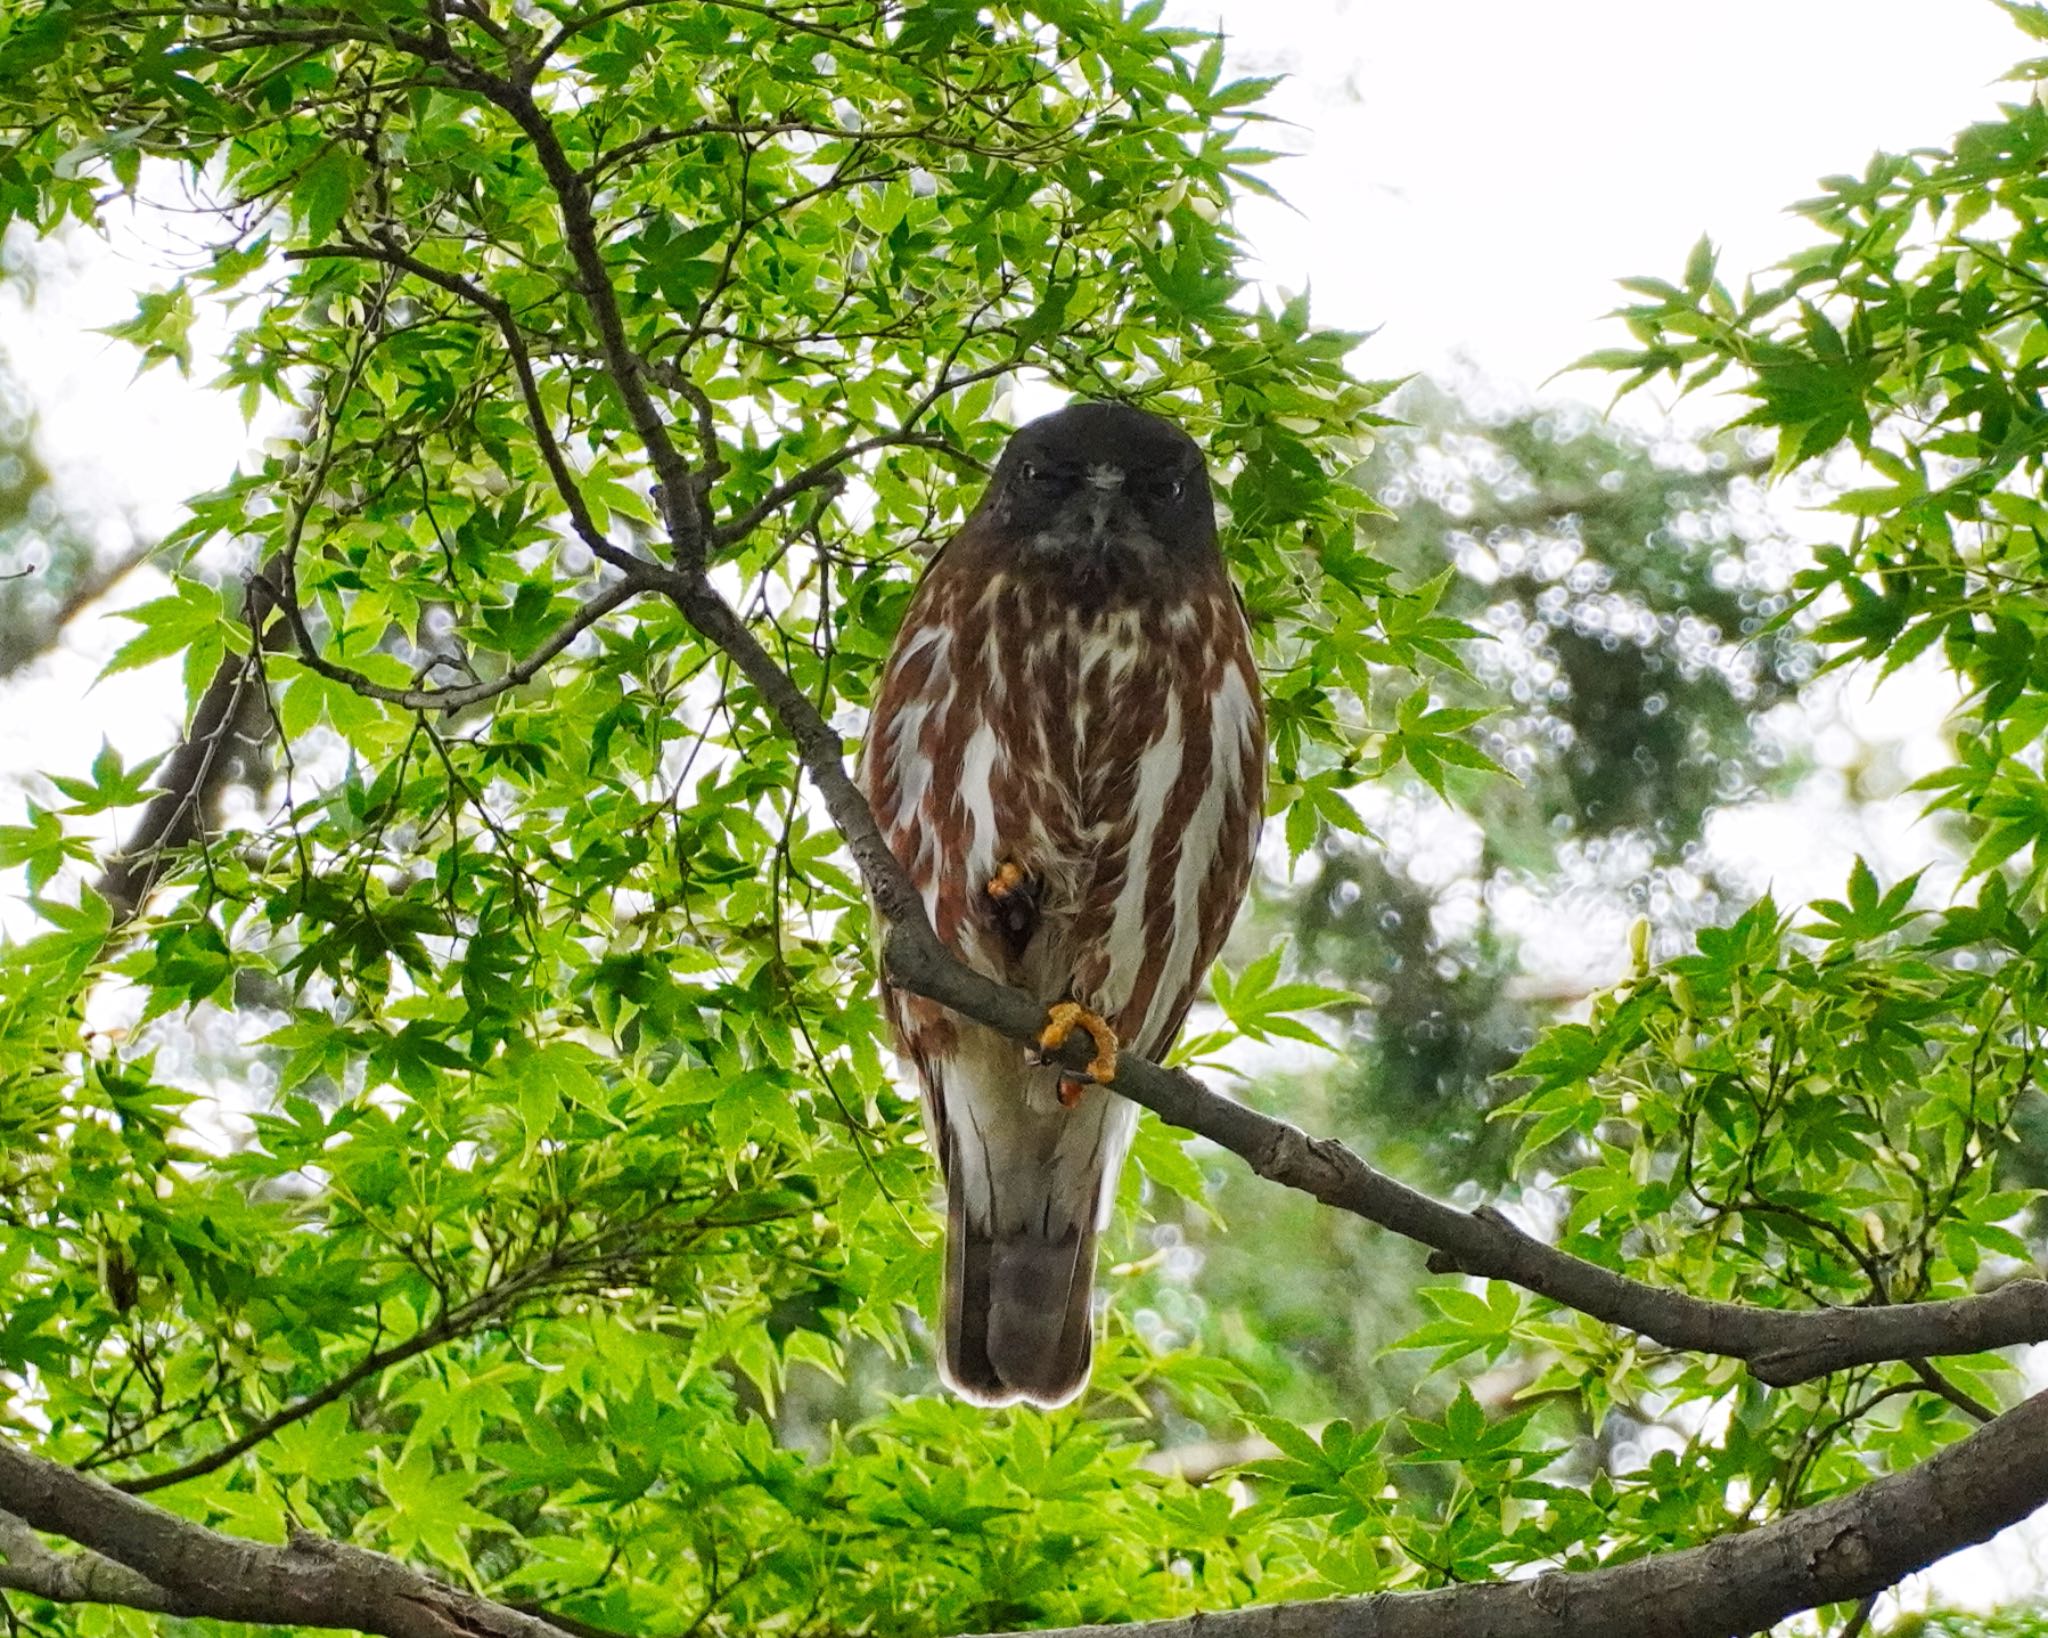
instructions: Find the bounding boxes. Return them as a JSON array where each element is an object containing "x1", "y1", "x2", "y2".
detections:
[{"x1": 977, "y1": 402, "x2": 1218, "y2": 594}]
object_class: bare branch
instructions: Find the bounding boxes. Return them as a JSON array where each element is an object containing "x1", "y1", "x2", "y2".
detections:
[
  {"x1": 0, "y1": 1509, "x2": 188, "y2": 1616},
  {"x1": 0, "y1": 1440, "x2": 566, "y2": 1638}
]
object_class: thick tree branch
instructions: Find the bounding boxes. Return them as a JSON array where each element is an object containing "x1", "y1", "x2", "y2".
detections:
[
  {"x1": 0, "y1": 1441, "x2": 566, "y2": 1638},
  {"x1": 96, "y1": 559, "x2": 651, "y2": 926},
  {"x1": 0, "y1": 1507, "x2": 188, "y2": 1615},
  {"x1": 94, "y1": 576, "x2": 285, "y2": 923},
  {"x1": 9, "y1": 1391, "x2": 2048, "y2": 1638}
]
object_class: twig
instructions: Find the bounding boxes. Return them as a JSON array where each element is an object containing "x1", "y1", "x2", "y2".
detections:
[{"x1": 256, "y1": 566, "x2": 653, "y2": 713}]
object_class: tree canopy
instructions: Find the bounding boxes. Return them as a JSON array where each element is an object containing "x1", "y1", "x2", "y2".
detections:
[{"x1": 4, "y1": 3, "x2": 2048, "y2": 1637}]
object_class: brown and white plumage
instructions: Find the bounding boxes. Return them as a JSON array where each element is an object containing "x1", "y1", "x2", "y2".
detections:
[{"x1": 859, "y1": 402, "x2": 1265, "y2": 1407}]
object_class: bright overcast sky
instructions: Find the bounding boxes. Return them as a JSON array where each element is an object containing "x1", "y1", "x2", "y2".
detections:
[
  {"x1": 1209, "y1": 0, "x2": 2024, "y2": 394},
  {"x1": 6, "y1": 1, "x2": 2030, "y2": 537},
  {"x1": 5, "y1": 3, "x2": 2046, "y2": 1608}
]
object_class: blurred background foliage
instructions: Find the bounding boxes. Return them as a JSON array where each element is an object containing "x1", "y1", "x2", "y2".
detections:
[
  {"x1": 0, "y1": 246, "x2": 149, "y2": 685},
  {"x1": 1147, "y1": 376, "x2": 1824, "y2": 1425},
  {"x1": 0, "y1": 333, "x2": 80, "y2": 681}
]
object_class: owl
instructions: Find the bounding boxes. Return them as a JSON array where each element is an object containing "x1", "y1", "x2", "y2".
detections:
[{"x1": 859, "y1": 402, "x2": 1265, "y2": 1406}]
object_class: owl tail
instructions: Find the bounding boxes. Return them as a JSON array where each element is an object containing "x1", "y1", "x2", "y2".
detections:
[{"x1": 942, "y1": 1182, "x2": 1098, "y2": 1408}]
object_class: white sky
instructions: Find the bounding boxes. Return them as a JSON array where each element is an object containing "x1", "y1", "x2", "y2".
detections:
[
  {"x1": 1212, "y1": 0, "x2": 2024, "y2": 394},
  {"x1": 4, "y1": 0, "x2": 2044, "y2": 1618}
]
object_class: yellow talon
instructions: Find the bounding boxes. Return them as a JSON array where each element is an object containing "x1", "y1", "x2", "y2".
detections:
[
  {"x1": 987, "y1": 860, "x2": 1028, "y2": 902},
  {"x1": 1040, "y1": 1001, "x2": 1118, "y2": 1090}
]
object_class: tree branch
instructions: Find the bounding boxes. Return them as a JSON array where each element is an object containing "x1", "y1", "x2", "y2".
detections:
[
  {"x1": 94, "y1": 576, "x2": 284, "y2": 924},
  {"x1": 0, "y1": 1441, "x2": 567, "y2": 1638},
  {"x1": 0, "y1": 1508, "x2": 189, "y2": 1616},
  {"x1": 260, "y1": 567, "x2": 655, "y2": 713}
]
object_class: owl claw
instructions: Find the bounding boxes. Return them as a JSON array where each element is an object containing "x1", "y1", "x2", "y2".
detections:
[
  {"x1": 985, "y1": 859, "x2": 1039, "y2": 957},
  {"x1": 1039, "y1": 1001, "x2": 1118, "y2": 1094}
]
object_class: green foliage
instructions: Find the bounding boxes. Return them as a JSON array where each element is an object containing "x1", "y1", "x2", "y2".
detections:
[
  {"x1": 0, "y1": 0, "x2": 1474, "y2": 1630},
  {"x1": 5, "y1": 2, "x2": 2048, "y2": 1635},
  {"x1": 1260, "y1": 381, "x2": 1810, "y2": 1210},
  {"x1": 1905, "y1": 1609, "x2": 2048, "y2": 1638},
  {"x1": 1503, "y1": 871, "x2": 2040, "y2": 1408},
  {"x1": 1592, "y1": 57, "x2": 2048, "y2": 905}
]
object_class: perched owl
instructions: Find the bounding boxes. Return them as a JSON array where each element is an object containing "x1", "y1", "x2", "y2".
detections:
[{"x1": 859, "y1": 402, "x2": 1265, "y2": 1406}]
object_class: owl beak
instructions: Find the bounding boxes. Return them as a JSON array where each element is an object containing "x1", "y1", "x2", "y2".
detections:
[{"x1": 1083, "y1": 466, "x2": 1125, "y2": 549}]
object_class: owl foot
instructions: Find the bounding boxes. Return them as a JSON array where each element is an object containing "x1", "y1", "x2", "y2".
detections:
[
  {"x1": 1039, "y1": 1001, "x2": 1117, "y2": 1102},
  {"x1": 985, "y1": 859, "x2": 1039, "y2": 956}
]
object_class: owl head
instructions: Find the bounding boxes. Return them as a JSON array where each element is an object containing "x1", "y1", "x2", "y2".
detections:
[{"x1": 985, "y1": 402, "x2": 1219, "y2": 576}]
